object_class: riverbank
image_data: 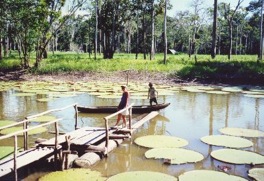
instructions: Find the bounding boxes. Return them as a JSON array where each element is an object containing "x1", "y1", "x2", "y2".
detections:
[{"x1": 1, "y1": 70, "x2": 264, "y2": 89}]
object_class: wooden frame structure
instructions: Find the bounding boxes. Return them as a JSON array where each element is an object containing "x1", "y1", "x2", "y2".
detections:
[
  {"x1": 0, "y1": 103, "x2": 78, "y2": 181},
  {"x1": 103, "y1": 103, "x2": 134, "y2": 154}
]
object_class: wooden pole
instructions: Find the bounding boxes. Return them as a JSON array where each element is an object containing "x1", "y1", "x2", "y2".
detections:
[
  {"x1": 74, "y1": 104, "x2": 78, "y2": 130},
  {"x1": 14, "y1": 135, "x2": 18, "y2": 181},
  {"x1": 104, "y1": 117, "x2": 109, "y2": 155},
  {"x1": 55, "y1": 121, "x2": 59, "y2": 166}
]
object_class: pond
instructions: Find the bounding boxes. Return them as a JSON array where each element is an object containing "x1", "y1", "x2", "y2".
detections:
[{"x1": 0, "y1": 81, "x2": 263, "y2": 180}]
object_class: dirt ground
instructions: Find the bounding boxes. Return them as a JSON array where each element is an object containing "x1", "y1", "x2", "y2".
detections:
[{"x1": 0, "y1": 70, "x2": 262, "y2": 88}]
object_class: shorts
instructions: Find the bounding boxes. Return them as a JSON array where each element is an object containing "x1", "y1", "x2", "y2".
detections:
[{"x1": 118, "y1": 107, "x2": 129, "y2": 115}]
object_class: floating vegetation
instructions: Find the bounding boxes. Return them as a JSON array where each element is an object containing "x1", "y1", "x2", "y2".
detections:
[
  {"x1": 205, "y1": 91, "x2": 230, "y2": 95},
  {"x1": 37, "y1": 98, "x2": 56, "y2": 102},
  {"x1": 211, "y1": 149, "x2": 264, "y2": 165},
  {"x1": 0, "y1": 146, "x2": 16, "y2": 159},
  {"x1": 107, "y1": 171, "x2": 177, "y2": 181},
  {"x1": 248, "y1": 168, "x2": 264, "y2": 181},
  {"x1": 13, "y1": 93, "x2": 36, "y2": 97},
  {"x1": 134, "y1": 135, "x2": 188, "y2": 148},
  {"x1": 145, "y1": 148, "x2": 204, "y2": 164},
  {"x1": 244, "y1": 94, "x2": 264, "y2": 98},
  {"x1": 178, "y1": 170, "x2": 247, "y2": 181},
  {"x1": 0, "y1": 126, "x2": 47, "y2": 136},
  {"x1": 29, "y1": 115, "x2": 57, "y2": 122},
  {"x1": 201, "y1": 135, "x2": 253, "y2": 148},
  {"x1": 221, "y1": 87, "x2": 242, "y2": 93},
  {"x1": 39, "y1": 168, "x2": 106, "y2": 181},
  {"x1": 219, "y1": 127, "x2": 264, "y2": 137},
  {"x1": 0, "y1": 120, "x2": 16, "y2": 127}
]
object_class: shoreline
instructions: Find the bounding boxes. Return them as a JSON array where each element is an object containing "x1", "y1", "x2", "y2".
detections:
[{"x1": 1, "y1": 70, "x2": 263, "y2": 89}]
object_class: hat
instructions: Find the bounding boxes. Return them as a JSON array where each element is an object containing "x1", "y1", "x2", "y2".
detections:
[{"x1": 121, "y1": 85, "x2": 127, "y2": 89}]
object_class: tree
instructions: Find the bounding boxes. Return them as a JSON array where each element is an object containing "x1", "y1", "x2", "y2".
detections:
[
  {"x1": 163, "y1": 0, "x2": 167, "y2": 64},
  {"x1": 211, "y1": 0, "x2": 218, "y2": 59},
  {"x1": 221, "y1": 0, "x2": 244, "y2": 60}
]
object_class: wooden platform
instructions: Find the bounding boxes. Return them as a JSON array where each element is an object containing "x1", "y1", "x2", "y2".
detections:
[
  {"x1": 0, "y1": 147, "x2": 57, "y2": 177},
  {"x1": 0, "y1": 111, "x2": 159, "y2": 177}
]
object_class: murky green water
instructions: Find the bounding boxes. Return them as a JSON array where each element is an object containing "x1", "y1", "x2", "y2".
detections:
[{"x1": 0, "y1": 84, "x2": 263, "y2": 180}]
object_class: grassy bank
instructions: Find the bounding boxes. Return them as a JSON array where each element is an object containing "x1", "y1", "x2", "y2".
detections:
[{"x1": 1, "y1": 52, "x2": 264, "y2": 85}]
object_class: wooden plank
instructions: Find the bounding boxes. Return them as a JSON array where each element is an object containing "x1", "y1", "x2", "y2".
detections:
[
  {"x1": 71, "y1": 130, "x2": 105, "y2": 145},
  {"x1": 0, "y1": 147, "x2": 56, "y2": 177},
  {"x1": 38, "y1": 127, "x2": 99, "y2": 146},
  {"x1": 131, "y1": 111, "x2": 159, "y2": 132}
]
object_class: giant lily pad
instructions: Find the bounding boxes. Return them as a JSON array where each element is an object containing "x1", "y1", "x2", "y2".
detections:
[
  {"x1": 178, "y1": 170, "x2": 247, "y2": 181},
  {"x1": 107, "y1": 171, "x2": 177, "y2": 181},
  {"x1": 248, "y1": 168, "x2": 264, "y2": 181},
  {"x1": 0, "y1": 126, "x2": 47, "y2": 136},
  {"x1": 219, "y1": 127, "x2": 264, "y2": 138},
  {"x1": 211, "y1": 149, "x2": 264, "y2": 165},
  {"x1": 0, "y1": 146, "x2": 15, "y2": 159},
  {"x1": 134, "y1": 135, "x2": 188, "y2": 148},
  {"x1": 13, "y1": 93, "x2": 36, "y2": 96},
  {"x1": 145, "y1": 148, "x2": 204, "y2": 164},
  {"x1": 201, "y1": 135, "x2": 253, "y2": 148},
  {"x1": 0, "y1": 120, "x2": 16, "y2": 127},
  {"x1": 30, "y1": 115, "x2": 57, "y2": 122},
  {"x1": 39, "y1": 168, "x2": 106, "y2": 181}
]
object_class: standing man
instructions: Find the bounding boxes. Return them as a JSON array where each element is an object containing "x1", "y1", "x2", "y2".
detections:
[
  {"x1": 114, "y1": 85, "x2": 129, "y2": 128},
  {"x1": 148, "y1": 82, "x2": 158, "y2": 106}
]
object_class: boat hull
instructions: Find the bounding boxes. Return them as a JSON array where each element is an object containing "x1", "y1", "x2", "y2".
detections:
[{"x1": 77, "y1": 103, "x2": 170, "y2": 114}]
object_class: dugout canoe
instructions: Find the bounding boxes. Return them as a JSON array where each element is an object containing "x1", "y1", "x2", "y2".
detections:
[{"x1": 77, "y1": 103, "x2": 170, "y2": 114}]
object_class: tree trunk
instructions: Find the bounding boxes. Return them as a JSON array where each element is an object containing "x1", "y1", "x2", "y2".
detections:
[
  {"x1": 163, "y1": 0, "x2": 167, "y2": 64},
  {"x1": 150, "y1": 0, "x2": 155, "y2": 60},
  {"x1": 211, "y1": 0, "x2": 217, "y2": 59},
  {"x1": 228, "y1": 22, "x2": 232, "y2": 60}
]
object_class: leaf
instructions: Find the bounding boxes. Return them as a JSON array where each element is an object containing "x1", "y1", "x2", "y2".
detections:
[
  {"x1": 145, "y1": 148, "x2": 204, "y2": 164},
  {"x1": 0, "y1": 126, "x2": 47, "y2": 136},
  {"x1": 134, "y1": 135, "x2": 188, "y2": 148},
  {"x1": 219, "y1": 127, "x2": 264, "y2": 137},
  {"x1": 248, "y1": 168, "x2": 264, "y2": 181},
  {"x1": 30, "y1": 115, "x2": 57, "y2": 122},
  {"x1": 0, "y1": 120, "x2": 16, "y2": 127},
  {"x1": 107, "y1": 171, "x2": 177, "y2": 181},
  {"x1": 211, "y1": 149, "x2": 264, "y2": 165},
  {"x1": 178, "y1": 170, "x2": 247, "y2": 181},
  {"x1": 39, "y1": 168, "x2": 106, "y2": 181},
  {"x1": 201, "y1": 135, "x2": 253, "y2": 148}
]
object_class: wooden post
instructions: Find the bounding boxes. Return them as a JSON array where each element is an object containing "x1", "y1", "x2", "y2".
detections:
[
  {"x1": 54, "y1": 121, "x2": 59, "y2": 167},
  {"x1": 104, "y1": 117, "x2": 109, "y2": 155},
  {"x1": 74, "y1": 104, "x2": 78, "y2": 130},
  {"x1": 14, "y1": 135, "x2": 18, "y2": 181},
  {"x1": 23, "y1": 119, "x2": 28, "y2": 150},
  {"x1": 128, "y1": 107, "x2": 132, "y2": 130}
]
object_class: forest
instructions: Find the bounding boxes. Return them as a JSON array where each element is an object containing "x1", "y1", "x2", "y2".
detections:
[{"x1": 0, "y1": 0, "x2": 263, "y2": 73}]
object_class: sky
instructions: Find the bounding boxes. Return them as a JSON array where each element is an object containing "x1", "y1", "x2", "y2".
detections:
[{"x1": 168, "y1": 0, "x2": 252, "y2": 17}]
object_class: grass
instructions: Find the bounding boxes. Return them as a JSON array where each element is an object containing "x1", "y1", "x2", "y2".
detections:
[{"x1": 1, "y1": 51, "x2": 264, "y2": 85}]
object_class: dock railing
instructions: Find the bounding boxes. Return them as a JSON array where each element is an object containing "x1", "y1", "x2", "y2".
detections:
[
  {"x1": 0, "y1": 103, "x2": 78, "y2": 181},
  {"x1": 103, "y1": 103, "x2": 134, "y2": 154}
]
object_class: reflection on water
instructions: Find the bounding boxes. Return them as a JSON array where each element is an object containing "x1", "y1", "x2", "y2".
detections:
[{"x1": 0, "y1": 87, "x2": 264, "y2": 180}]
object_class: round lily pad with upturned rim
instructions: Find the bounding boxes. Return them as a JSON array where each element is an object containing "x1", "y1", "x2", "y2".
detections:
[
  {"x1": 145, "y1": 148, "x2": 204, "y2": 164},
  {"x1": 201, "y1": 135, "x2": 253, "y2": 148},
  {"x1": 248, "y1": 168, "x2": 264, "y2": 181},
  {"x1": 219, "y1": 127, "x2": 264, "y2": 137},
  {"x1": 39, "y1": 168, "x2": 106, "y2": 181},
  {"x1": 29, "y1": 115, "x2": 57, "y2": 122},
  {"x1": 107, "y1": 171, "x2": 177, "y2": 181},
  {"x1": 134, "y1": 135, "x2": 188, "y2": 148},
  {"x1": 211, "y1": 149, "x2": 264, "y2": 165},
  {"x1": 0, "y1": 120, "x2": 16, "y2": 127},
  {"x1": 178, "y1": 170, "x2": 247, "y2": 181},
  {"x1": 0, "y1": 126, "x2": 47, "y2": 136}
]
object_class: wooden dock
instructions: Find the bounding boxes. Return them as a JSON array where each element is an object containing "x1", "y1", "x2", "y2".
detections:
[{"x1": 0, "y1": 103, "x2": 159, "y2": 180}]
